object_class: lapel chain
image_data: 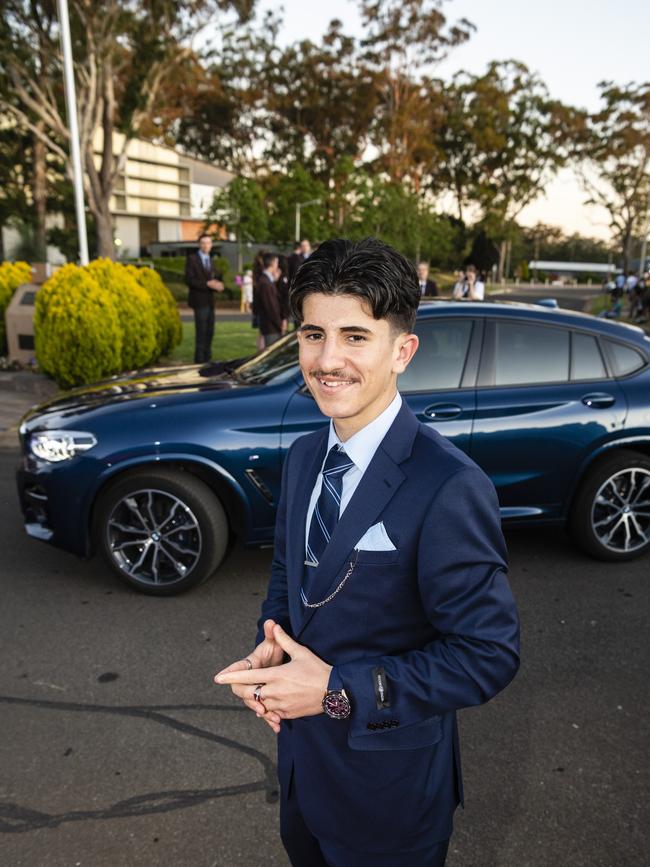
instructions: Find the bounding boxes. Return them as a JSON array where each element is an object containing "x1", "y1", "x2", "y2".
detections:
[{"x1": 302, "y1": 549, "x2": 360, "y2": 608}]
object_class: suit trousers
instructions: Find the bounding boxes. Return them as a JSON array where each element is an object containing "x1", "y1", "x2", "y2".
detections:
[
  {"x1": 193, "y1": 304, "x2": 215, "y2": 363},
  {"x1": 280, "y1": 777, "x2": 450, "y2": 867}
]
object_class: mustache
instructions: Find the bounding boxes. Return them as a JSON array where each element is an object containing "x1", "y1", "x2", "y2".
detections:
[{"x1": 309, "y1": 370, "x2": 358, "y2": 381}]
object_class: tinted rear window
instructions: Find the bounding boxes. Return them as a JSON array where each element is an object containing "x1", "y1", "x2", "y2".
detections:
[
  {"x1": 398, "y1": 319, "x2": 473, "y2": 391},
  {"x1": 495, "y1": 322, "x2": 569, "y2": 385},
  {"x1": 571, "y1": 333, "x2": 607, "y2": 380},
  {"x1": 604, "y1": 340, "x2": 646, "y2": 377}
]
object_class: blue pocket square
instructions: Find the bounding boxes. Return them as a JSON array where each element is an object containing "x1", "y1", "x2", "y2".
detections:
[{"x1": 355, "y1": 521, "x2": 397, "y2": 551}]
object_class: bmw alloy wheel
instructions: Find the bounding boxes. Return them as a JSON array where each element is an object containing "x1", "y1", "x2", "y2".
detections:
[
  {"x1": 590, "y1": 468, "x2": 650, "y2": 555},
  {"x1": 106, "y1": 488, "x2": 203, "y2": 587}
]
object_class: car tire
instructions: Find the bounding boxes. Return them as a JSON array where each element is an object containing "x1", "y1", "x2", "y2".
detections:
[
  {"x1": 95, "y1": 468, "x2": 229, "y2": 595},
  {"x1": 569, "y1": 451, "x2": 650, "y2": 562}
]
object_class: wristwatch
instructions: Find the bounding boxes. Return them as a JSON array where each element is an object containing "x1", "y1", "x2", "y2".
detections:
[{"x1": 322, "y1": 688, "x2": 352, "y2": 720}]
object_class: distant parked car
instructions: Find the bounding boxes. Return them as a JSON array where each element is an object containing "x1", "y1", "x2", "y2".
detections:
[{"x1": 17, "y1": 301, "x2": 650, "y2": 595}]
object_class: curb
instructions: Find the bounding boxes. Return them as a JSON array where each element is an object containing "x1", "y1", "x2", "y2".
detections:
[{"x1": 0, "y1": 370, "x2": 59, "y2": 398}]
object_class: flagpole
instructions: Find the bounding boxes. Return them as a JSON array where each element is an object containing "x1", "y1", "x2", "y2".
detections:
[{"x1": 57, "y1": 0, "x2": 89, "y2": 265}]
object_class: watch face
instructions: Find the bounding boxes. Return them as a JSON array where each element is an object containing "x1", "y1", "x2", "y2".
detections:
[{"x1": 323, "y1": 690, "x2": 351, "y2": 720}]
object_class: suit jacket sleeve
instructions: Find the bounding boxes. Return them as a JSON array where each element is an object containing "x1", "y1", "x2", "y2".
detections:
[
  {"x1": 257, "y1": 277, "x2": 283, "y2": 334},
  {"x1": 185, "y1": 254, "x2": 208, "y2": 293},
  {"x1": 184, "y1": 255, "x2": 223, "y2": 293},
  {"x1": 255, "y1": 442, "x2": 294, "y2": 645},
  {"x1": 337, "y1": 465, "x2": 520, "y2": 739}
]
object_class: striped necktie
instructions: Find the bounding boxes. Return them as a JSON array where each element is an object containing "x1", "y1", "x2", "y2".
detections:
[{"x1": 302, "y1": 445, "x2": 354, "y2": 606}]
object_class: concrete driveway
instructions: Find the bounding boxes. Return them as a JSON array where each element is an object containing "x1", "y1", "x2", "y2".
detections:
[{"x1": 0, "y1": 443, "x2": 648, "y2": 867}]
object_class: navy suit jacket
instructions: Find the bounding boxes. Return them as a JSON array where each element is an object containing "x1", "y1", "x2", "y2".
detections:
[
  {"x1": 184, "y1": 252, "x2": 222, "y2": 309},
  {"x1": 257, "y1": 400, "x2": 520, "y2": 851}
]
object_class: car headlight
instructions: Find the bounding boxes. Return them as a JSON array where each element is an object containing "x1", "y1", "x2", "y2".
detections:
[{"x1": 30, "y1": 430, "x2": 98, "y2": 462}]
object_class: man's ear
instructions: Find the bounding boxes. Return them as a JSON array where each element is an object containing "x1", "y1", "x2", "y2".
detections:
[{"x1": 392, "y1": 333, "x2": 419, "y2": 375}]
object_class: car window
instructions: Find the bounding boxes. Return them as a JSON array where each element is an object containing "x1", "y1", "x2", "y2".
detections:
[
  {"x1": 603, "y1": 339, "x2": 646, "y2": 377},
  {"x1": 398, "y1": 319, "x2": 473, "y2": 392},
  {"x1": 571, "y1": 332, "x2": 607, "y2": 380},
  {"x1": 235, "y1": 333, "x2": 299, "y2": 384},
  {"x1": 495, "y1": 321, "x2": 569, "y2": 386}
]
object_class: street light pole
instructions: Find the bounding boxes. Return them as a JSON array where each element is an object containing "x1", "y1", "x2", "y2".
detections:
[
  {"x1": 295, "y1": 199, "x2": 321, "y2": 243},
  {"x1": 57, "y1": 0, "x2": 89, "y2": 265}
]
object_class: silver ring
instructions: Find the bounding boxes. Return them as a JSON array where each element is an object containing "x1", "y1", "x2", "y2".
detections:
[
  {"x1": 253, "y1": 684, "x2": 264, "y2": 703},
  {"x1": 244, "y1": 657, "x2": 253, "y2": 671}
]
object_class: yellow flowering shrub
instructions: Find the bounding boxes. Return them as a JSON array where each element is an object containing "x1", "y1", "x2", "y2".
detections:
[
  {"x1": 85, "y1": 259, "x2": 157, "y2": 369},
  {"x1": 34, "y1": 264, "x2": 123, "y2": 388},
  {"x1": 126, "y1": 264, "x2": 182, "y2": 356}
]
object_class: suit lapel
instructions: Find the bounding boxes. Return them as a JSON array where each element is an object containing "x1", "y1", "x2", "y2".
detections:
[
  {"x1": 297, "y1": 448, "x2": 405, "y2": 635},
  {"x1": 296, "y1": 401, "x2": 420, "y2": 637}
]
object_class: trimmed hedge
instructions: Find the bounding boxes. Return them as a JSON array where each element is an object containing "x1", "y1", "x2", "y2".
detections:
[
  {"x1": 34, "y1": 264, "x2": 123, "y2": 388},
  {"x1": 126, "y1": 265, "x2": 182, "y2": 356},
  {"x1": 0, "y1": 261, "x2": 31, "y2": 353},
  {"x1": 34, "y1": 259, "x2": 183, "y2": 388},
  {"x1": 86, "y1": 259, "x2": 157, "y2": 369}
]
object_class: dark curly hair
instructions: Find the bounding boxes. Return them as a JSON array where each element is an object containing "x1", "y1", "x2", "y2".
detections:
[{"x1": 289, "y1": 237, "x2": 420, "y2": 334}]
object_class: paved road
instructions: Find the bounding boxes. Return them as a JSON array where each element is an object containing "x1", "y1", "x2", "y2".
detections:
[
  {"x1": 488, "y1": 286, "x2": 603, "y2": 313},
  {"x1": 1, "y1": 442, "x2": 648, "y2": 867}
]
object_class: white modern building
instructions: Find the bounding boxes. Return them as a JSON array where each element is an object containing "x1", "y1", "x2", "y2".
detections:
[
  {"x1": 107, "y1": 134, "x2": 235, "y2": 258},
  {"x1": 1, "y1": 134, "x2": 235, "y2": 262}
]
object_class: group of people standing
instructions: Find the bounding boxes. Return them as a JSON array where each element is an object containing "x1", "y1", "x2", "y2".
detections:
[
  {"x1": 186, "y1": 232, "x2": 488, "y2": 365},
  {"x1": 452, "y1": 264, "x2": 486, "y2": 301},
  {"x1": 415, "y1": 261, "x2": 486, "y2": 301},
  {"x1": 609, "y1": 270, "x2": 649, "y2": 322},
  {"x1": 243, "y1": 239, "x2": 313, "y2": 349},
  {"x1": 185, "y1": 234, "x2": 313, "y2": 364}
]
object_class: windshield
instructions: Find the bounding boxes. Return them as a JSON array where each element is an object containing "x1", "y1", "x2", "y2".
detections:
[{"x1": 235, "y1": 332, "x2": 300, "y2": 384}]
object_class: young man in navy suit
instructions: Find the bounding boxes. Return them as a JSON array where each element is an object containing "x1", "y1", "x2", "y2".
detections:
[
  {"x1": 215, "y1": 238, "x2": 520, "y2": 866},
  {"x1": 184, "y1": 233, "x2": 224, "y2": 363}
]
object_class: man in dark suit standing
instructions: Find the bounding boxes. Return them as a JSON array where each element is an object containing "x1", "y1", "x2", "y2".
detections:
[
  {"x1": 287, "y1": 242, "x2": 303, "y2": 284},
  {"x1": 255, "y1": 252, "x2": 283, "y2": 347},
  {"x1": 288, "y1": 238, "x2": 313, "y2": 283},
  {"x1": 417, "y1": 261, "x2": 439, "y2": 297},
  {"x1": 184, "y1": 233, "x2": 224, "y2": 363},
  {"x1": 215, "y1": 238, "x2": 519, "y2": 866}
]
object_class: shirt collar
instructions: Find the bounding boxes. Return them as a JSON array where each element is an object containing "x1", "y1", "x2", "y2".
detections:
[{"x1": 326, "y1": 391, "x2": 402, "y2": 474}]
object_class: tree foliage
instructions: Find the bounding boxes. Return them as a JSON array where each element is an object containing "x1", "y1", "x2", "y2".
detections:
[
  {"x1": 578, "y1": 81, "x2": 650, "y2": 271},
  {"x1": 0, "y1": 0, "x2": 256, "y2": 257},
  {"x1": 429, "y1": 61, "x2": 581, "y2": 277},
  {"x1": 205, "y1": 176, "x2": 269, "y2": 242}
]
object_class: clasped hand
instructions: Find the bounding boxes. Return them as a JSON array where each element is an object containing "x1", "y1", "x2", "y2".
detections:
[{"x1": 214, "y1": 620, "x2": 332, "y2": 734}]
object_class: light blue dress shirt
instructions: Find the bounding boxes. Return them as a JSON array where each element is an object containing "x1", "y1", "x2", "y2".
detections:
[{"x1": 304, "y1": 391, "x2": 403, "y2": 556}]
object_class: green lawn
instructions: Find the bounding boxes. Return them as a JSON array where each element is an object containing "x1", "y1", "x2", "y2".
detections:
[{"x1": 163, "y1": 320, "x2": 259, "y2": 364}]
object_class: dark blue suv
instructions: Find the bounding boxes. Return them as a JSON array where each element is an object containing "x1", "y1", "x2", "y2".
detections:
[{"x1": 17, "y1": 301, "x2": 650, "y2": 594}]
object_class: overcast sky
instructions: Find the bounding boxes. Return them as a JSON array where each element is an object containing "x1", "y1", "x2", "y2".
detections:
[{"x1": 260, "y1": 0, "x2": 650, "y2": 239}]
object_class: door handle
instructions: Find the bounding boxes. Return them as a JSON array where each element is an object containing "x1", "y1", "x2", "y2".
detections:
[
  {"x1": 422, "y1": 403, "x2": 463, "y2": 420},
  {"x1": 581, "y1": 392, "x2": 615, "y2": 409}
]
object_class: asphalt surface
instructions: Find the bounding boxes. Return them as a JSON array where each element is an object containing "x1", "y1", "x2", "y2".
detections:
[{"x1": 1, "y1": 444, "x2": 648, "y2": 867}]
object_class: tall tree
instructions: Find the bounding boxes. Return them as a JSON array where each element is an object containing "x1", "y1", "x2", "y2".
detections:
[
  {"x1": 205, "y1": 176, "x2": 269, "y2": 241},
  {"x1": 1, "y1": 0, "x2": 255, "y2": 258},
  {"x1": 359, "y1": 0, "x2": 473, "y2": 188},
  {"x1": 260, "y1": 20, "x2": 380, "y2": 185},
  {"x1": 578, "y1": 81, "x2": 650, "y2": 272},
  {"x1": 435, "y1": 61, "x2": 580, "y2": 278},
  {"x1": 0, "y1": 123, "x2": 33, "y2": 260},
  {"x1": 264, "y1": 163, "x2": 327, "y2": 243}
]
